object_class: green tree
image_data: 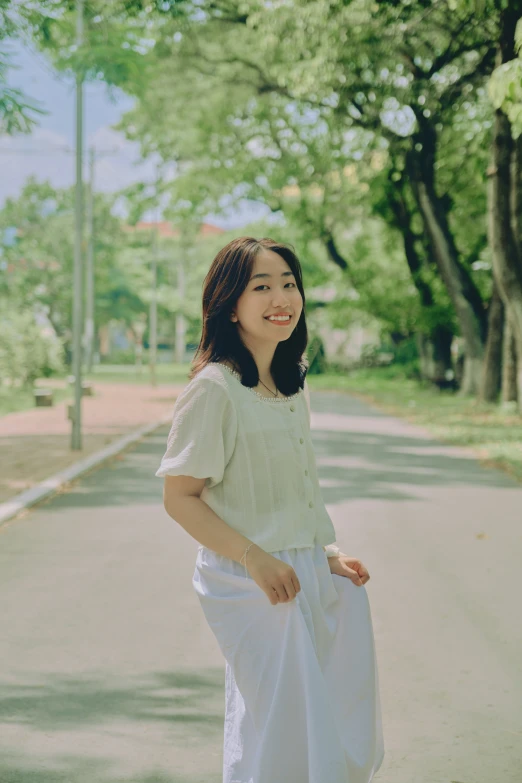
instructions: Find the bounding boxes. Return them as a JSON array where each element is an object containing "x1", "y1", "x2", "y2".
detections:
[
  {"x1": 0, "y1": 179, "x2": 149, "y2": 357},
  {"x1": 0, "y1": 1, "x2": 51, "y2": 132},
  {"x1": 107, "y1": 0, "x2": 495, "y2": 388}
]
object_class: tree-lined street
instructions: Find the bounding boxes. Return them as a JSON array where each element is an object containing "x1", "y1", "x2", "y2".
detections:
[{"x1": 2, "y1": 2, "x2": 522, "y2": 779}]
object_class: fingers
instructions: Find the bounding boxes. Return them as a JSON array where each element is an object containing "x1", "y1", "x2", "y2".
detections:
[
  {"x1": 346, "y1": 558, "x2": 370, "y2": 585},
  {"x1": 267, "y1": 586, "x2": 279, "y2": 605},
  {"x1": 269, "y1": 573, "x2": 301, "y2": 604},
  {"x1": 269, "y1": 583, "x2": 293, "y2": 604},
  {"x1": 279, "y1": 578, "x2": 298, "y2": 602},
  {"x1": 345, "y1": 566, "x2": 364, "y2": 586}
]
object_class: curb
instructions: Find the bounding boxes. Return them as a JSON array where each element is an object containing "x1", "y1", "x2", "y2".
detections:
[{"x1": 0, "y1": 413, "x2": 173, "y2": 528}]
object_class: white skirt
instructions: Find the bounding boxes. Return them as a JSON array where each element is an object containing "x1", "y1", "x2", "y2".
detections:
[{"x1": 192, "y1": 541, "x2": 385, "y2": 783}]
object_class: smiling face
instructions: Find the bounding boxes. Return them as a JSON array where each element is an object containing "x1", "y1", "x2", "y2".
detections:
[{"x1": 230, "y1": 248, "x2": 304, "y2": 348}]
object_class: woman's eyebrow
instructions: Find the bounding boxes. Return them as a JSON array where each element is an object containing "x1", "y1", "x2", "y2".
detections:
[{"x1": 250, "y1": 271, "x2": 295, "y2": 281}]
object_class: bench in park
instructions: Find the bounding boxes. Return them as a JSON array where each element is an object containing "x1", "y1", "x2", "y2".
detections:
[{"x1": 34, "y1": 388, "x2": 54, "y2": 407}]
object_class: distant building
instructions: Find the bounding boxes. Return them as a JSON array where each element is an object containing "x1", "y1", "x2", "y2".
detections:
[
  {"x1": 307, "y1": 284, "x2": 381, "y2": 365},
  {"x1": 122, "y1": 221, "x2": 225, "y2": 239}
]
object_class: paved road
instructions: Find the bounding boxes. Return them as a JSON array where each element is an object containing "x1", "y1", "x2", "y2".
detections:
[{"x1": 1, "y1": 390, "x2": 521, "y2": 783}]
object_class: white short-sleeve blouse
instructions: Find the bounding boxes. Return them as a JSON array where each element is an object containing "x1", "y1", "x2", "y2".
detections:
[{"x1": 156, "y1": 362, "x2": 338, "y2": 554}]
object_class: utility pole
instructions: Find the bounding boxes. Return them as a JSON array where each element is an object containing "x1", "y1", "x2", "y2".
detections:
[
  {"x1": 149, "y1": 163, "x2": 160, "y2": 387},
  {"x1": 71, "y1": 0, "x2": 84, "y2": 450},
  {"x1": 175, "y1": 229, "x2": 188, "y2": 364},
  {"x1": 84, "y1": 145, "x2": 95, "y2": 374},
  {"x1": 149, "y1": 226, "x2": 158, "y2": 387}
]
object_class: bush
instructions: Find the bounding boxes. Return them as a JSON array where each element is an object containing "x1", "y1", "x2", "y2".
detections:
[
  {"x1": 0, "y1": 305, "x2": 64, "y2": 387},
  {"x1": 99, "y1": 348, "x2": 138, "y2": 365}
]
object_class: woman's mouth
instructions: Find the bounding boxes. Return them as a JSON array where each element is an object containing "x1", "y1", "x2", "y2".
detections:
[{"x1": 264, "y1": 315, "x2": 292, "y2": 326}]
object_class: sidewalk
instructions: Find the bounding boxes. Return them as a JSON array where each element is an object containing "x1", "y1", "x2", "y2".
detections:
[{"x1": 0, "y1": 381, "x2": 183, "y2": 504}]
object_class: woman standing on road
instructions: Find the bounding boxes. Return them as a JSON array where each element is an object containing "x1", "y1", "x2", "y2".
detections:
[{"x1": 156, "y1": 236, "x2": 384, "y2": 783}]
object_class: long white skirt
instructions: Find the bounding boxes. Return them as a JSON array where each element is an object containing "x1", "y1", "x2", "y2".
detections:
[{"x1": 192, "y1": 540, "x2": 385, "y2": 783}]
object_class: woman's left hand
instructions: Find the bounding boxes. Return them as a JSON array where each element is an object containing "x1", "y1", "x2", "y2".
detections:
[{"x1": 328, "y1": 555, "x2": 370, "y2": 586}]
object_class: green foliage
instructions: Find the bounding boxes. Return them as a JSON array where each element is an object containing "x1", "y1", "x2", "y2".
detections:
[
  {"x1": 15, "y1": 0, "x2": 514, "y2": 379},
  {"x1": 100, "y1": 0, "x2": 497, "y2": 354},
  {"x1": 0, "y1": 300, "x2": 64, "y2": 387},
  {"x1": 488, "y1": 57, "x2": 522, "y2": 138},
  {"x1": 29, "y1": 0, "x2": 159, "y2": 88},
  {"x1": 0, "y1": 179, "x2": 150, "y2": 356},
  {"x1": 486, "y1": 17, "x2": 522, "y2": 138},
  {"x1": 0, "y1": 2, "x2": 50, "y2": 133},
  {"x1": 99, "y1": 347, "x2": 138, "y2": 365}
]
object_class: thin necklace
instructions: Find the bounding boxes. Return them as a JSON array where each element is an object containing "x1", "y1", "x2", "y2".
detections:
[
  {"x1": 223, "y1": 361, "x2": 278, "y2": 396},
  {"x1": 258, "y1": 378, "x2": 279, "y2": 397}
]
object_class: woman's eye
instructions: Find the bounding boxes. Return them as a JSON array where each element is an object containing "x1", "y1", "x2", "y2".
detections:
[{"x1": 254, "y1": 283, "x2": 296, "y2": 291}]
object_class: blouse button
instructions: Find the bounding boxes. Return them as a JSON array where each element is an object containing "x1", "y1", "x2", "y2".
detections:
[
  {"x1": 299, "y1": 437, "x2": 304, "y2": 444},
  {"x1": 309, "y1": 501, "x2": 314, "y2": 508},
  {"x1": 290, "y1": 405, "x2": 295, "y2": 412},
  {"x1": 304, "y1": 469, "x2": 308, "y2": 476}
]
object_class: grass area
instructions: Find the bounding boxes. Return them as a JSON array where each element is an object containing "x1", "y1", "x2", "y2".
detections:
[
  {"x1": 0, "y1": 385, "x2": 71, "y2": 417},
  {"x1": 84, "y1": 363, "x2": 190, "y2": 385},
  {"x1": 307, "y1": 365, "x2": 522, "y2": 484}
]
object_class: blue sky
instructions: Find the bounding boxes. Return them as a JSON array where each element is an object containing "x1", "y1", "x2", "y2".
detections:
[{"x1": 0, "y1": 41, "x2": 269, "y2": 228}]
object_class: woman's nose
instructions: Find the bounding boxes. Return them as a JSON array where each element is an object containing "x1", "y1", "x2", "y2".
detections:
[{"x1": 272, "y1": 292, "x2": 291, "y2": 305}]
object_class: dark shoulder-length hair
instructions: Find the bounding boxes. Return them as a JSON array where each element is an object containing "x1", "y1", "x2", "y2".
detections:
[{"x1": 189, "y1": 236, "x2": 309, "y2": 396}]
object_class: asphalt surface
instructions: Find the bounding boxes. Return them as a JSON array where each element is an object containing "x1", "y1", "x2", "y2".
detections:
[{"x1": 1, "y1": 390, "x2": 521, "y2": 783}]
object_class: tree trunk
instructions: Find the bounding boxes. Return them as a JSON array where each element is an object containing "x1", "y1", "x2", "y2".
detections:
[
  {"x1": 488, "y1": 118, "x2": 522, "y2": 409},
  {"x1": 487, "y1": 1, "x2": 522, "y2": 410},
  {"x1": 98, "y1": 324, "x2": 111, "y2": 357},
  {"x1": 480, "y1": 283, "x2": 504, "y2": 402},
  {"x1": 386, "y1": 166, "x2": 454, "y2": 382},
  {"x1": 416, "y1": 326, "x2": 454, "y2": 385},
  {"x1": 406, "y1": 123, "x2": 487, "y2": 395},
  {"x1": 501, "y1": 315, "x2": 518, "y2": 405},
  {"x1": 511, "y1": 130, "x2": 522, "y2": 246},
  {"x1": 488, "y1": 113, "x2": 522, "y2": 408}
]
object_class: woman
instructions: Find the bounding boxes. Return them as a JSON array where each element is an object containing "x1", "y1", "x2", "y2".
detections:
[{"x1": 156, "y1": 236, "x2": 385, "y2": 783}]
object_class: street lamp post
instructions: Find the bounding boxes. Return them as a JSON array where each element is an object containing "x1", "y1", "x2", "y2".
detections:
[{"x1": 71, "y1": 0, "x2": 84, "y2": 450}]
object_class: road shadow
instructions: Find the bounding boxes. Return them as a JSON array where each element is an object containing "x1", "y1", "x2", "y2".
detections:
[
  {"x1": 42, "y1": 389, "x2": 518, "y2": 513},
  {"x1": 0, "y1": 667, "x2": 225, "y2": 783}
]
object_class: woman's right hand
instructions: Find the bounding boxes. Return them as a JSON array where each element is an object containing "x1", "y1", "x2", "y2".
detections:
[{"x1": 246, "y1": 546, "x2": 301, "y2": 606}]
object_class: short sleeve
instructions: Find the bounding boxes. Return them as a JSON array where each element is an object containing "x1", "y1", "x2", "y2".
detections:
[
  {"x1": 155, "y1": 378, "x2": 237, "y2": 488},
  {"x1": 303, "y1": 378, "x2": 311, "y2": 426},
  {"x1": 324, "y1": 543, "x2": 347, "y2": 558}
]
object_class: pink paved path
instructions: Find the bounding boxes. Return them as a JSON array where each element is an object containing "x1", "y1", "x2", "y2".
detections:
[{"x1": 0, "y1": 382, "x2": 183, "y2": 503}]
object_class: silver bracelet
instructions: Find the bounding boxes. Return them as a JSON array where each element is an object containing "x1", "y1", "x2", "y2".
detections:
[{"x1": 240, "y1": 543, "x2": 255, "y2": 576}]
